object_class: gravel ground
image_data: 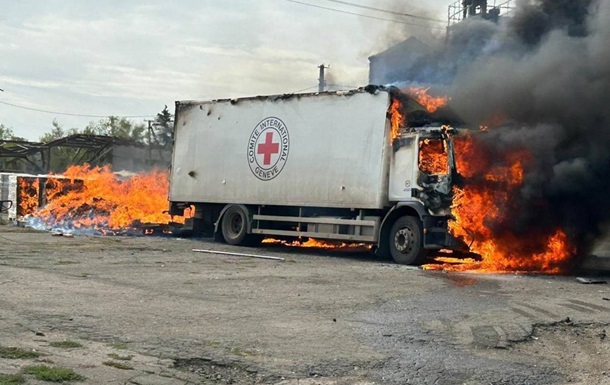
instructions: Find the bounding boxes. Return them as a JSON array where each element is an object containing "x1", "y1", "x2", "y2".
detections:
[{"x1": 0, "y1": 225, "x2": 609, "y2": 384}]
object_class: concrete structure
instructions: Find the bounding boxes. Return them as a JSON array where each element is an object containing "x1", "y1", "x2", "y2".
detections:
[{"x1": 368, "y1": 37, "x2": 432, "y2": 85}]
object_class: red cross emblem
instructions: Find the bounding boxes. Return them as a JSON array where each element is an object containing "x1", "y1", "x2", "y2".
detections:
[
  {"x1": 257, "y1": 132, "x2": 280, "y2": 166},
  {"x1": 248, "y1": 117, "x2": 290, "y2": 181}
]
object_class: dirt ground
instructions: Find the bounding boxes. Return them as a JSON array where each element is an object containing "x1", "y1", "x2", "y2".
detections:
[{"x1": 1, "y1": 225, "x2": 609, "y2": 385}]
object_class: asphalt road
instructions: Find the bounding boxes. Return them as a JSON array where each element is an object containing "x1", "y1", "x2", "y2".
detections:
[{"x1": 0, "y1": 226, "x2": 609, "y2": 384}]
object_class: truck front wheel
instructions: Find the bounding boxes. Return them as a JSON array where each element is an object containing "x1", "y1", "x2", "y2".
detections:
[
  {"x1": 389, "y1": 216, "x2": 426, "y2": 265},
  {"x1": 221, "y1": 205, "x2": 249, "y2": 245}
]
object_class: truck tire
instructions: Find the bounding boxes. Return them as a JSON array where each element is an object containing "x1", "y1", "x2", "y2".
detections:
[
  {"x1": 389, "y1": 216, "x2": 426, "y2": 265},
  {"x1": 220, "y1": 205, "x2": 249, "y2": 245}
]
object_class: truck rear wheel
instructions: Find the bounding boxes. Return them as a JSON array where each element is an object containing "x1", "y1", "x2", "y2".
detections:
[
  {"x1": 221, "y1": 205, "x2": 249, "y2": 245},
  {"x1": 389, "y1": 216, "x2": 426, "y2": 265}
]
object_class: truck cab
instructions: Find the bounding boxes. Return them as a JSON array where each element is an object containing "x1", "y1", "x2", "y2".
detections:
[{"x1": 381, "y1": 125, "x2": 463, "y2": 264}]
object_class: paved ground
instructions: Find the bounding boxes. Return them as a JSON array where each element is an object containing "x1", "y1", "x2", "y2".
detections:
[{"x1": 0, "y1": 226, "x2": 609, "y2": 384}]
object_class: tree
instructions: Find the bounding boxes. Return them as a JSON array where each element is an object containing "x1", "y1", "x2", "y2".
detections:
[
  {"x1": 0, "y1": 123, "x2": 28, "y2": 172},
  {"x1": 39, "y1": 120, "x2": 72, "y2": 143},
  {"x1": 39, "y1": 120, "x2": 80, "y2": 172},
  {"x1": 83, "y1": 117, "x2": 146, "y2": 143},
  {"x1": 152, "y1": 106, "x2": 174, "y2": 148},
  {"x1": 0, "y1": 123, "x2": 15, "y2": 140}
]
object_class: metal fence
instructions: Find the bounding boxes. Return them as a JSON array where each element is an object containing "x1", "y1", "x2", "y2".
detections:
[{"x1": 447, "y1": 0, "x2": 515, "y2": 28}]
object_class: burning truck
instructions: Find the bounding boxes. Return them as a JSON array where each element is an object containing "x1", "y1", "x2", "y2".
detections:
[{"x1": 168, "y1": 85, "x2": 466, "y2": 265}]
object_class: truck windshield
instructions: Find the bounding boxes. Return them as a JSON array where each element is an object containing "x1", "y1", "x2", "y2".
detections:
[{"x1": 419, "y1": 138, "x2": 449, "y2": 175}]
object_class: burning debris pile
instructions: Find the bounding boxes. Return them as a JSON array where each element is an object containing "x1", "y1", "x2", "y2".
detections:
[
  {"x1": 23, "y1": 164, "x2": 188, "y2": 235},
  {"x1": 390, "y1": 0, "x2": 610, "y2": 273}
]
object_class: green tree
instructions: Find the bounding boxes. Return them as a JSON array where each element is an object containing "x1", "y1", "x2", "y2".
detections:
[
  {"x1": 0, "y1": 123, "x2": 15, "y2": 140},
  {"x1": 83, "y1": 117, "x2": 145, "y2": 143},
  {"x1": 0, "y1": 123, "x2": 28, "y2": 171},
  {"x1": 39, "y1": 120, "x2": 73, "y2": 143},
  {"x1": 38, "y1": 118, "x2": 148, "y2": 172},
  {"x1": 152, "y1": 106, "x2": 174, "y2": 148},
  {"x1": 39, "y1": 120, "x2": 81, "y2": 172}
]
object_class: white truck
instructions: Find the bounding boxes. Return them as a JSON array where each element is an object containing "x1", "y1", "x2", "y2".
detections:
[{"x1": 168, "y1": 85, "x2": 464, "y2": 264}]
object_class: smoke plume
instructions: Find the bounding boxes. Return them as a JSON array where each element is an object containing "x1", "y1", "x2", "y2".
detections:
[
  {"x1": 447, "y1": 0, "x2": 610, "y2": 256},
  {"x1": 380, "y1": 0, "x2": 610, "y2": 260}
]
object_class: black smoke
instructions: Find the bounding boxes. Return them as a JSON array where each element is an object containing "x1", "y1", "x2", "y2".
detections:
[
  {"x1": 447, "y1": 0, "x2": 610, "y2": 256},
  {"x1": 383, "y1": 0, "x2": 610, "y2": 258},
  {"x1": 510, "y1": 0, "x2": 593, "y2": 45}
]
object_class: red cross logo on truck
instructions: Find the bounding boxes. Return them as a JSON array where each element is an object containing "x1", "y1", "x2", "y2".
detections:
[
  {"x1": 257, "y1": 132, "x2": 280, "y2": 166},
  {"x1": 247, "y1": 117, "x2": 290, "y2": 181}
]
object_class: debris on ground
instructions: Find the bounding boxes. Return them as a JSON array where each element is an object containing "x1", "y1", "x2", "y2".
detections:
[
  {"x1": 576, "y1": 277, "x2": 607, "y2": 284},
  {"x1": 192, "y1": 249, "x2": 285, "y2": 261}
]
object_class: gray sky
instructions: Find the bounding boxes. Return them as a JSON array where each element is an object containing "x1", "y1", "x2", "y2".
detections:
[{"x1": 0, "y1": 0, "x2": 449, "y2": 140}]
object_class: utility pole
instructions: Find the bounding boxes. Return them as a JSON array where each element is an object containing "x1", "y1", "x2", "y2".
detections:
[
  {"x1": 318, "y1": 64, "x2": 329, "y2": 92},
  {"x1": 145, "y1": 119, "x2": 166, "y2": 162}
]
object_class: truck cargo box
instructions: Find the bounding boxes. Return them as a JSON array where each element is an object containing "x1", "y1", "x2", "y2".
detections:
[{"x1": 170, "y1": 89, "x2": 393, "y2": 209}]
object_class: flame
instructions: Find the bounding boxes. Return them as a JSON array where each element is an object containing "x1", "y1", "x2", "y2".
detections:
[
  {"x1": 407, "y1": 87, "x2": 449, "y2": 113},
  {"x1": 388, "y1": 88, "x2": 450, "y2": 142},
  {"x1": 389, "y1": 98, "x2": 404, "y2": 141},
  {"x1": 262, "y1": 238, "x2": 371, "y2": 250},
  {"x1": 18, "y1": 178, "x2": 40, "y2": 216},
  {"x1": 424, "y1": 134, "x2": 574, "y2": 273},
  {"x1": 29, "y1": 164, "x2": 188, "y2": 232},
  {"x1": 419, "y1": 138, "x2": 448, "y2": 175}
]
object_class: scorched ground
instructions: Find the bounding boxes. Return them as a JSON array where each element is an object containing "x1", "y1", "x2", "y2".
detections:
[{"x1": 0, "y1": 226, "x2": 609, "y2": 385}]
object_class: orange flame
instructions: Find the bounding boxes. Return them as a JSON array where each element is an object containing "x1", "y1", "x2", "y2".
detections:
[
  {"x1": 419, "y1": 138, "x2": 448, "y2": 175},
  {"x1": 18, "y1": 178, "x2": 40, "y2": 216},
  {"x1": 388, "y1": 88, "x2": 450, "y2": 142},
  {"x1": 262, "y1": 238, "x2": 371, "y2": 250},
  {"x1": 389, "y1": 98, "x2": 404, "y2": 141},
  {"x1": 407, "y1": 87, "x2": 449, "y2": 113},
  {"x1": 31, "y1": 164, "x2": 188, "y2": 231},
  {"x1": 424, "y1": 134, "x2": 574, "y2": 273}
]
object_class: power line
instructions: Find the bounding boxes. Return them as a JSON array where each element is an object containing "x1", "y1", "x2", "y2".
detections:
[
  {"x1": 321, "y1": 0, "x2": 445, "y2": 22},
  {"x1": 0, "y1": 99, "x2": 152, "y2": 119},
  {"x1": 283, "y1": 0, "x2": 447, "y2": 30}
]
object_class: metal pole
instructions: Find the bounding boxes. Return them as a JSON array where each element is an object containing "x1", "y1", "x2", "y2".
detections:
[
  {"x1": 192, "y1": 248, "x2": 285, "y2": 261},
  {"x1": 318, "y1": 64, "x2": 328, "y2": 92}
]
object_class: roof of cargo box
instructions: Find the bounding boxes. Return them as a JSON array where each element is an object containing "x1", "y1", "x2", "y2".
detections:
[
  {"x1": 175, "y1": 84, "x2": 464, "y2": 127},
  {"x1": 175, "y1": 84, "x2": 391, "y2": 107}
]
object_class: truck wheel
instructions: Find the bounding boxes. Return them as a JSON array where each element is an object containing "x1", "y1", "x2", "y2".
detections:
[
  {"x1": 389, "y1": 216, "x2": 426, "y2": 265},
  {"x1": 221, "y1": 206, "x2": 249, "y2": 245}
]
